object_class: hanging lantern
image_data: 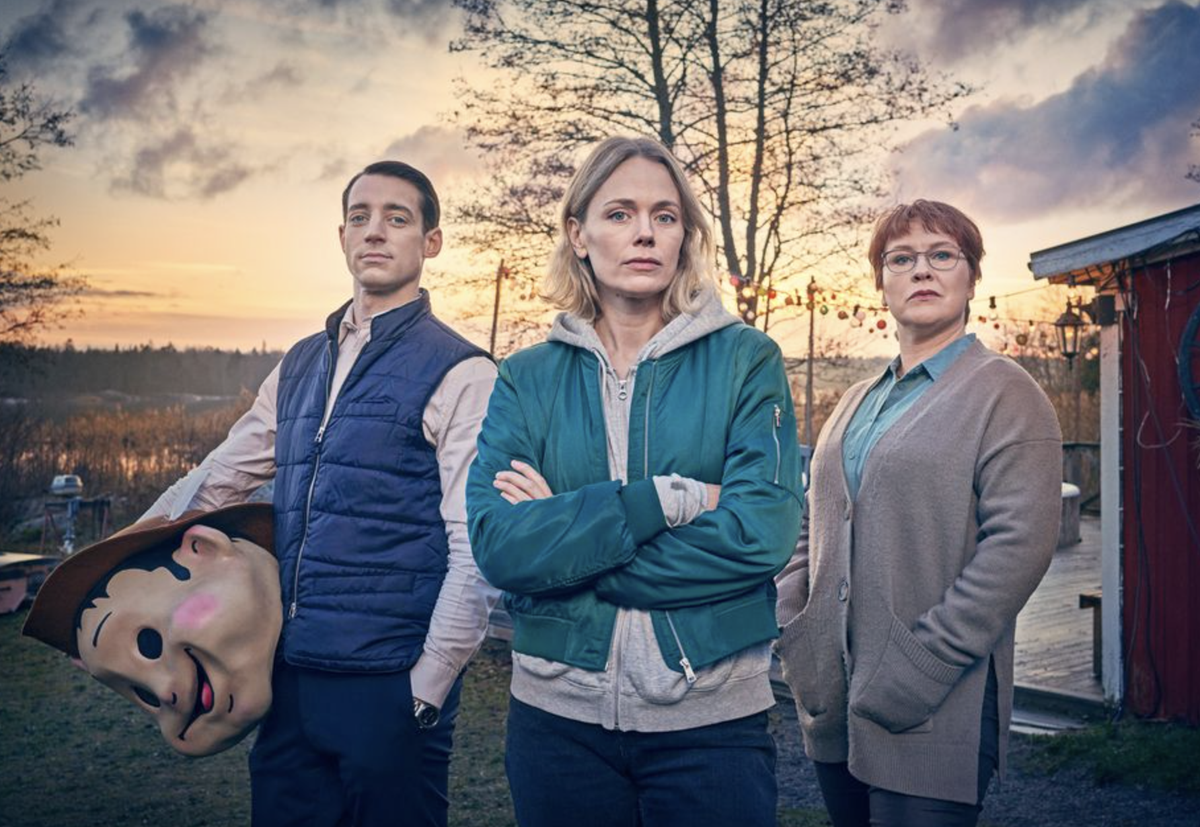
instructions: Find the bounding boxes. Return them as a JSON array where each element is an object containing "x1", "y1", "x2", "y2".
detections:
[
  {"x1": 1016, "y1": 332, "x2": 1029, "y2": 347},
  {"x1": 977, "y1": 315, "x2": 987, "y2": 324},
  {"x1": 768, "y1": 289, "x2": 777, "y2": 300},
  {"x1": 729, "y1": 275, "x2": 741, "y2": 287},
  {"x1": 738, "y1": 301, "x2": 749, "y2": 313},
  {"x1": 854, "y1": 306, "x2": 866, "y2": 321},
  {"x1": 876, "y1": 319, "x2": 887, "y2": 330},
  {"x1": 829, "y1": 293, "x2": 837, "y2": 301},
  {"x1": 838, "y1": 309, "x2": 849, "y2": 320},
  {"x1": 850, "y1": 317, "x2": 862, "y2": 328},
  {"x1": 784, "y1": 295, "x2": 794, "y2": 306},
  {"x1": 746, "y1": 310, "x2": 757, "y2": 322},
  {"x1": 741, "y1": 286, "x2": 755, "y2": 299},
  {"x1": 1054, "y1": 301, "x2": 1084, "y2": 360},
  {"x1": 820, "y1": 305, "x2": 829, "y2": 315}
]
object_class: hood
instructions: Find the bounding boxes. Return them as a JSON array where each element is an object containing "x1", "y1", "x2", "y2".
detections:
[{"x1": 547, "y1": 284, "x2": 741, "y2": 364}]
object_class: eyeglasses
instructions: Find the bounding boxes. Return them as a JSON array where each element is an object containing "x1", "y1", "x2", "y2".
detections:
[{"x1": 882, "y1": 248, "x2": 964, "y2": 274}]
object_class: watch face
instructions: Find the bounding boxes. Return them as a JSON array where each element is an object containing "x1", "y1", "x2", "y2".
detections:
[{"x1": 415, "y1": 703, "x2": 439, "y2": 729}]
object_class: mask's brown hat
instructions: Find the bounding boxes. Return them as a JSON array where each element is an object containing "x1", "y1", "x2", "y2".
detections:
[{"x1": 22, "y1": 503, "x2": 274, "y2": 658}]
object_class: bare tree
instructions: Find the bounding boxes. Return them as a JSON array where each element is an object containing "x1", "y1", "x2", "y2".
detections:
[
  {"x1": 449, "y1": 0, "x2": 969, "y2": 327},
  {"x1": 0, "y1": 52, "x2": 82, "y2": 343}
]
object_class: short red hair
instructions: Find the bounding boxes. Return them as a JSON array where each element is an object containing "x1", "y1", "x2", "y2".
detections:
[{"x1": 868, "y1": 200, "x2": 985, "y2": 290}]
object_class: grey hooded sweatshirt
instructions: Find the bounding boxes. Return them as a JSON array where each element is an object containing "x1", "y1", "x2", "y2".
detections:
[{"x1": 510, "y1": 287, "x2": 778, "y2": 731}]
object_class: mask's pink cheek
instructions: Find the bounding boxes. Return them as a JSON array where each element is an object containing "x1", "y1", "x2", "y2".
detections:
[{"x1": 172, "y1": 593, "x2": 219, "y2": 629}]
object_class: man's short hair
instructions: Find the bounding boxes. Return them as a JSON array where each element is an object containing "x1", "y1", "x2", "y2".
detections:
[{"x1": 341, "y1": 161, "x2": 440, "y2": 232}]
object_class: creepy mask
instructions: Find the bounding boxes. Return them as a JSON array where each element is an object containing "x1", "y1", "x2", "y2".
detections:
[{"x1": 23, "y1": 503, "x2": 281, "y2": 757}]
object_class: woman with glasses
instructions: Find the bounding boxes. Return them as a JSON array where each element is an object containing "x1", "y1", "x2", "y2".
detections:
[
  {"x1": 467, "y1": 136, "x2": 803, "y2": 827},
  {"x1": 776, "y1": 200, "x2": 1062, "y2": 827}
]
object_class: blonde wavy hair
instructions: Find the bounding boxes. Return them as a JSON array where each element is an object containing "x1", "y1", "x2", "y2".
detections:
[{"x1": 542, "y1": 136, "x2": 715, "y2": 323}]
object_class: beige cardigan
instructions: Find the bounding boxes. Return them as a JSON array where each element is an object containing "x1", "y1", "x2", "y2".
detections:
[{"x1": 776, "y1": 340, "x2": 1062, "y2": 804}]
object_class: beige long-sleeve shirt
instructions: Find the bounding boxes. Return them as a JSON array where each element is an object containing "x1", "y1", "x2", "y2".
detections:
[{"x1": 144, "y1": 300, "x2": 500, "y2": 708}]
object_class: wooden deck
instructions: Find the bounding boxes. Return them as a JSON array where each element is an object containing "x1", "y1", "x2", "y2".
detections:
[{"x1": 1013, "y1": 514, "x2": 1104, "y2": 703}]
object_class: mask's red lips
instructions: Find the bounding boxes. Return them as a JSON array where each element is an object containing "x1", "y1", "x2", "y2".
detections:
[{"x1": 177, "y1": 648, "x2": 214, "y2": 742}]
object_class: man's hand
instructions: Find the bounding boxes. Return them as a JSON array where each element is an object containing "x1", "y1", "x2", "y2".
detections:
[
  {"x1": 493, "y1": 460, "x2": 554, "y2": 504},
  {"x1": 705, "y1": 483, "x2": 721, "y2": 512}
]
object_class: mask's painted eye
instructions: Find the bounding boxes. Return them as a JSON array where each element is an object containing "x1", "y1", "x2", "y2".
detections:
[
  {"x1": 133, "y1": 686, "x2": 160, "y2": 708},
  {"x1": 137, "y1": 628, "x2": 163, "y2": 660}
]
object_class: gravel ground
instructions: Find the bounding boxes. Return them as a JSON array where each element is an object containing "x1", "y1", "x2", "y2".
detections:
[{"x1": 770, "y1": 702, "x2": 1200, "y2": 827}]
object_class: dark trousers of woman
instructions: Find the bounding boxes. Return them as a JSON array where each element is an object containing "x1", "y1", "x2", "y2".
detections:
[
  {"x1": 814, "y1": 663, "x2": 1000, "y2": 827},
  {"x1": 505, "y1": 696, "x2": 778, "y2": 827}
]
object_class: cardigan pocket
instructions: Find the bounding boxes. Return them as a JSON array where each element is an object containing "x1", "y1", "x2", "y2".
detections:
[
  {"x1": 849, "y1": 615, "x2": 964, "y2": 734},
  {"x1": 777, "y1": 605, "x2": 845, "y2": 720}
]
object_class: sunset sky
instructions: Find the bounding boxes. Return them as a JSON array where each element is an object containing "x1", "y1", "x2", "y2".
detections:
[{"x1": 4, "y1": 0, "x2": 1199, "y2": 355}]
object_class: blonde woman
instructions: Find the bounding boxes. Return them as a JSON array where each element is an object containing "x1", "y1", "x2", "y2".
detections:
[
  {"x1": 467, "y1": 136, "x2": 804, "y2": 827},
  {"x1": 777, "y1": 200, "x2": 1061, "y2": 827}
]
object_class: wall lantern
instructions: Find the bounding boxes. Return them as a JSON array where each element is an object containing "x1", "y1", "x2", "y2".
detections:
[{"x1": 1054, "y1": 301, "x2": 1085, "y2": 361}]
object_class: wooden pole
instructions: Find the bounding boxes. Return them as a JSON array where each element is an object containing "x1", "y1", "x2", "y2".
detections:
[
  {"x1": 805, "y1": 277, "x2": 815, "y2": 447},
  {"x1": 489, "y1": 259, "x2": 505, "y2": 357}
]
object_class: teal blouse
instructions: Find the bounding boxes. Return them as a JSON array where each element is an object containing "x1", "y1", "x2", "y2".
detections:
[{"x1": 842, "y1": 334, "x2": 977, "y2": 500}]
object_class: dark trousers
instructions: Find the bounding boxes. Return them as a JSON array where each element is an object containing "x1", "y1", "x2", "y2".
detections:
[
  {"x1": 248, "y1": 661, "x2": 462, "y2": 827},
  {"x1": 505, "y1": 696, "x2": 778, "y2": 827},
  {"x1": 814, "y1": 664, "x2": 1000, "y2": 827}
]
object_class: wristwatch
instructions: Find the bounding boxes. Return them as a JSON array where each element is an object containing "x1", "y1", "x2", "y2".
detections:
[{"x1": 413, "y1": 697, "x2": 440, "y2": 730}]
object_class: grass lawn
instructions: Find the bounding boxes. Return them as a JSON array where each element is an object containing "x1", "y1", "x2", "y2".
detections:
[
  {"x1": 1021, "y1": 717, "x2": 1200, "y2": 795},
  {"x1": 0, "y1": 613, "x2": 828, "y2": 826}
]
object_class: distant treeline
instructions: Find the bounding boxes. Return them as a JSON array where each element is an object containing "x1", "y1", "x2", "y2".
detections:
[{"x1": 0, "y1": 343, "x2": 283, "y2": 398}]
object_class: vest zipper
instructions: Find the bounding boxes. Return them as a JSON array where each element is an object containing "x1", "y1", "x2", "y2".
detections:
[
  {"x1": 289, "y1": 425, "x2": 325, "y2": 619},
  {"x1": 772, "y1": 403, "x2": 782, "y2": 485},
  {"x1": 290, "y1": 337, "x2": 338, "y2": 620},
  {"x1": 664, "y1": 611, "x2": 697, "y2": 684}
]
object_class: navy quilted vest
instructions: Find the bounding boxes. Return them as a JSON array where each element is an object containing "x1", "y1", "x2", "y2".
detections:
[{"x1": 274, "y1": 292, "x2": 488, "y2": 671}]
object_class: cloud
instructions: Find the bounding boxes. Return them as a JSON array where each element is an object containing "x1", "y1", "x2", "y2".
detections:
[
  {"x1": 316, "y1": 156, "x2": 352, "y2": 182},
  {"x1": 892, "y1": 1, "x2": 1200, "y2": 222},
  {"x1": 1, "y1": 0, "x2": 85, "y2": 73},
  {"x1": 381, "y1": 126, "x2": 482, "y2": 184},
  {"x1": 79, "y1": 287, "x2": 161, "y2": 298},
  {"x1": 383, "y1": 0, "x2": 457, "y2": 39},
  {"x1": 299, "y1": 0, "x2": 456, "y2": 41},
  {"x1": 257, "y1": 62, "x2": 304, "y2": 88},
  {"x1": 111, "y1": 128, "x2": 257, "y2": 200},
  {"x1": 81, "y1": 5, "x2": 214, "y2": 121},
  {"x1": 220, "y1": 61, "x2": 304, "y2": 104},
  {"x1": 898, "y1": 0, "x2": 1128, "y2": 63}
]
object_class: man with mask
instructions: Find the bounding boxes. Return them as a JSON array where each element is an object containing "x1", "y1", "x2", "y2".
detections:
[{"x1": 133, "y1": 160, "x2": 498, "y2": 827}]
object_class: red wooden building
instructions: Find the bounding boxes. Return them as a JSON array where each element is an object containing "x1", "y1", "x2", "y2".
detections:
[{"x1": 1031, "y1": 203, "x2": 1200, "y2": 723}]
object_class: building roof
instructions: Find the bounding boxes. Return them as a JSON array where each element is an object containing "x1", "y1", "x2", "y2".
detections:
[{"x1": 1029, "y1": 202, "x2": 1200, "y2": 286}]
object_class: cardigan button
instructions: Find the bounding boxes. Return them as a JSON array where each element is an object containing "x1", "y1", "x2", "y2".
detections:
[{"x1": 838, "y1": 579, "x2": 849, "y2": 602}]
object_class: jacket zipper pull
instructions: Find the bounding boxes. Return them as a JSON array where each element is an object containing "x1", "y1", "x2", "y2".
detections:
[
  {"x1": 314, "y1": 425, "x2": 325, "y2": 445},
  {"x1": 288, "y1": 601, "x2": 297, "y2": 619},
  {"x1": 680, "y1": 656, "x2": 697, "y2": 685},
  {"x1": 664, "y1": 611, "x2": 697, "y2": 685},
  {"x1": 774, "y1": 404, "x2": 781, "y2": 428}
]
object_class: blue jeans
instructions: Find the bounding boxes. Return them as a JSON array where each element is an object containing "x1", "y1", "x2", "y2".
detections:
[
  {"x1": 505, "y1": 696, "x2": 777, "y2": 827},
  {"x1": 249, "y1": 662, "x2": 462, "y2": 827}
]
